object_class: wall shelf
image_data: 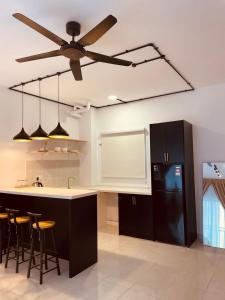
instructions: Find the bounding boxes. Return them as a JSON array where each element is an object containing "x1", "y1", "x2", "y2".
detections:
[
  {"x1": 28, "y1": 138, "x2": 86, "y2": 160},
  {"x1": 31, "y1": 138, "x2": 87, "y2": 143}
]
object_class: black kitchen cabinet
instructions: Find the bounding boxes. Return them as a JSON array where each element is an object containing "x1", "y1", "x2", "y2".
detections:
[
  {"x1": 119, "y1": 193, "x2": 154, "y2": 240},
  {"x1": 150, "y1": 120, "x2": 184, "y2": 163},
  {"x1": 150, "y1": 120, "x2": 197, "y2": 247},
  {"x1": 150, "y1": 123, "x2": 166, "y2": 163}
]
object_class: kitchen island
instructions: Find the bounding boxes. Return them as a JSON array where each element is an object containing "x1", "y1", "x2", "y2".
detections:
[{"x1": 0, "y1": 187, "x2": 98, "y2": 278}]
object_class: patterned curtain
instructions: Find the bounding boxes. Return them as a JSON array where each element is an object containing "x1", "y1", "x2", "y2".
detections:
[{"x1": 203, "y1": 179, "x2": 225, "y2": 209}]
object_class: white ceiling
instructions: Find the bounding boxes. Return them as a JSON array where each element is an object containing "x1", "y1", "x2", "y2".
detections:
[{"x1": 1, "y1": 0, "x2": 225, "y2": 107}]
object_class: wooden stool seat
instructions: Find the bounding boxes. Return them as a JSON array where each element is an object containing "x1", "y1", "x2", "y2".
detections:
[
  {"x1": 0, "y1": 213, "x2": 8, "y2": 219},
  {"x1": 10, "y1": 216, "x2": 30, "y2": 224},
  {"x1": 33, "y1": 221, "x2": 55, "y2": 230}
]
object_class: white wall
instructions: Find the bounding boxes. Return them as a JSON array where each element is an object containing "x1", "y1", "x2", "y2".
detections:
[
  {"x1": 0, "y1": 86, "x2": 79, "y2": 187},
  {"x1": 91, "y1": 82, "x2": 225, "y2": 236}
]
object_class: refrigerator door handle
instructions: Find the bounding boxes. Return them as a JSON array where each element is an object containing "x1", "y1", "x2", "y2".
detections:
[
  {"x1": 163, "y1": 152, "x2": 167, "y2": 162},
  {"x1": 167, "y1": 152, "x2": 169, "y2": 162}
]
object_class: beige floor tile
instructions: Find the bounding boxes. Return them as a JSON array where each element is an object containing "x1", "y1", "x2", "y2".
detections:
[
  {"x1": 82, "y1": 276, "x2": 132, "y2": 300},
  {"x1": 0, "y1": 230, "x2": 224, "y2": 300},
  {"x1": 158, "y1": 280, "x2": 204, "y2": 300},
  {"x1": 207, "y1": 266, "x2": 225, "y2": 294},
  {"x1": 203, "y1": 290, "x2": 225, "y2": 300},
  {"x1": 118, "y1": 283, "x2": 158, "y2": 300}
]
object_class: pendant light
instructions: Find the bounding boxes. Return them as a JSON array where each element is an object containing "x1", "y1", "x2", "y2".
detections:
[
  {"x1": 30, "y1": 79, "x2": 49, "y2": 140},
  {"x1": 49, "y1": 73, "x2": 69, "y2": 139},
  {"x1": 13, "y1": 84, "x2": 31, "y2": 142}
]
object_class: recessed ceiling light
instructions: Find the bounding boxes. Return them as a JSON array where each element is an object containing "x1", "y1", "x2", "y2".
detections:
[{"x1": 108, "y1": 95, "x2": 118, "y2": 101}]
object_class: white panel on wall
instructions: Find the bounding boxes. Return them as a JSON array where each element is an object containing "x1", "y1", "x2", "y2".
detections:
[{"x1": 101, "y1": 130, "x2": 146, "y2": 179}]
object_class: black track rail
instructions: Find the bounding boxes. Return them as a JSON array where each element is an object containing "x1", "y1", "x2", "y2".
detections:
[{"x1": 8, "y1": 43, "x2": 194, "y2": 109}]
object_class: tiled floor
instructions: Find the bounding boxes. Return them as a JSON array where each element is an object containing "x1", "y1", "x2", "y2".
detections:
[{"x1": 0, "y1": 226, "x2": 225, "y2": 299}]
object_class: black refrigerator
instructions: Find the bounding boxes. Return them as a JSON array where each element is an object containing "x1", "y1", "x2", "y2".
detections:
[
  {"x1": 152, "y1": 163, "x2": 185, "y2": 245},
  {"x1": 150, "y1": 120, "x2": 197, "y2": 247}
]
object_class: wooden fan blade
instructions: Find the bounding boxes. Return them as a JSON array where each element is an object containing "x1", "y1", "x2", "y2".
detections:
[
  {"x1": 78, "y1": 15, "x2": 117, "y2": 46},
  {"x1": 85, "y1": 51, "x2": 132, "y2": 66},
  {"x1": 16, "y1": 50, "x2": 62, "y2": 62},
  {"x1": 70, "y1": 60, "x2": 83, "y2": 81},
  {"x1": 13, "y1": 13, "x2": 67, "y2": 46}
]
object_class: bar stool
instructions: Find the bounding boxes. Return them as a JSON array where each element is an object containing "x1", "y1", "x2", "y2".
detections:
[
  {"x1": 27, "y1": 212, "x2": 60, "y2": 284},
  {"x1": 5, "y1": 209, "x2": 31, "y2": 273},
  {"x1": 0, "y1": 206, "x2": 8, "y2": 263}
]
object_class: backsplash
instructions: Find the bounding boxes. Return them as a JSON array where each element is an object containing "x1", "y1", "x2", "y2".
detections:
[{"x1": 26, "y1": 160, "x2": 80, "y2": 188}]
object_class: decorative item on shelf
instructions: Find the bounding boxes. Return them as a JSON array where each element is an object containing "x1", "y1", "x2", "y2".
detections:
[
  {"x1": 49, "y1": 73, "x2": 69, "y2": 139},
  {"x1": 54, "y1": 147, "x2": 61, "y2": 152},
  {"x1": 38, "y1": 141, "x2": 48, "y2": 152},
  {"x1": 13, "y1": 83, "x2": 31, "y2": 142},
  {"x1": 30, "y1": 79, "x2": 49, "y2": 140}
]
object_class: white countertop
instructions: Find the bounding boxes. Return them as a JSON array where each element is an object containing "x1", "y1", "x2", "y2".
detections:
[
  {"x1": 0, "y1": 185, "x2": 151, "y2": 200},
  {"x1": 91, "y1": 185, "x2": 152, "y2": 195},
  {"x1": 0, "y1": 187, "x2": 97, "y2": 200}
]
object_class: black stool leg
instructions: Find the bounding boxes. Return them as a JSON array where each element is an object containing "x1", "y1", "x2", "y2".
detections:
[
  {"x1": 28, "y1": 223, "x2": 36, "y2": 266},
  {"x1": 5, "y1": 226, "x2": 12, "y2": 268},
  {"x1": 16, "y1": 226, "x2": 20, "y2": 273},
  {"x1": 21, "y1": 226, "x2": 25, "y2": 262},
  {"x1": 27, "y1": 229, "x2": 34, "y2": 279},
  {"x1": 51, "y1": 228, "x2": 60, "y2": 276},
  {"x1": 3, "y1": 221, "x2": 7, "y2": 255},
  {"x1": 0, "y1": 220, "x2": 3, "y2": 264},
  {"x1": 44, "y1": 231, "x2": 48, "y2": 270},
  {"x1": 40, "y1": 231, "x2": 44, "y2": 285}
]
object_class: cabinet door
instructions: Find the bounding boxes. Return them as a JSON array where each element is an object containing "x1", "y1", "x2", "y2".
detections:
[
  {"x1": 119, "y1": 194, "x2": 154, "y2": 240},
  {"x1": 165, "y1": 121, "x2": 184, "y2": 163},
  {"x1": 135, "y1": 195, "x2": 154, "y2": 240},
  {"x1": 119, "y1": 194, "x2": 137, "y2": 237},
  {"x1": 150, "y1": 123, "x2": 167, "y2": 163}
]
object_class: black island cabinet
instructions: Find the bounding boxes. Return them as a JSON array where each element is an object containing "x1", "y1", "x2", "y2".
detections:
[{"x1": 0, "y1": 192, "x2": 98, "y2": 278}]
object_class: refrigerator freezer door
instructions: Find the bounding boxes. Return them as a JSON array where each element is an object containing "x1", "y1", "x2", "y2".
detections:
[{"x1": 152, "y1": 163, "x2": 183, "y2": 192}]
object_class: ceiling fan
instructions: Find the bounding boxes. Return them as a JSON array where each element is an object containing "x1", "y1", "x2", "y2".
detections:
[{"x1": 13, "y1": 13, "x2": 132, "y2": 81}]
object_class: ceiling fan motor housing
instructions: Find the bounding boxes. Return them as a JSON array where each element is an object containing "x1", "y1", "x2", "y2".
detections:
[{"x1": 66, "y1": 21, "x2": 81, "y2": 37}]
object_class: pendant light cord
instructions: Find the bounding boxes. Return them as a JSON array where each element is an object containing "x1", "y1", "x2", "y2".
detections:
[
  {"x1": 38, "y1": 79, "x2": 42, "y2": 125},
  {"x1": 21, "y1": 84, "x2": 24, "y2": 128},
  {"x1": 57, "y1": 73, "x2": 60, "y2": 123}
]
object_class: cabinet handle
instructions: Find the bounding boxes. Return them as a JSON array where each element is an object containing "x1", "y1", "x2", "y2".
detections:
[{"x1": 132, "y1": 196, "x2": 136, "y2": 205}]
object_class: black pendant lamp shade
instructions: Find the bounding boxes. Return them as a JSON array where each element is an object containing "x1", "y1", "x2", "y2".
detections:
[
  {"x1": 30, "y1": 125, "x2": 49, "y2": 140},
  {"x1": 49, "y1": 74, "x2": 69, "y2": 139},
  {"x1": 48, "y1": 122, "x2": 69, "y2": 139},
  {"x1": 31, "y1": 79, "x2": 49, "y2": 140},
  {"x1": 13, "y1": 127, "x2": 31, "y2": 142},
  {"x1": 13, "y1": 84, "x2": 31, "y2": 142}
]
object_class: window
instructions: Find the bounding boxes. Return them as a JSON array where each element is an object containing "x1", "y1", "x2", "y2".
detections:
[{"x1": 203, "y1": 185, "x2": 225, "y2": 248}]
